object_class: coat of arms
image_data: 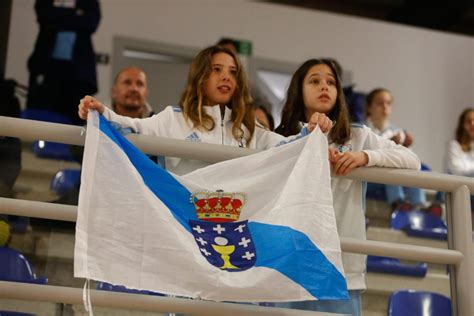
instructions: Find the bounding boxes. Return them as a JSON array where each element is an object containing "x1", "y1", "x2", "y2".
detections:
[{"x1": 189, "y1": 190, "x2": 256, "y2": 271}]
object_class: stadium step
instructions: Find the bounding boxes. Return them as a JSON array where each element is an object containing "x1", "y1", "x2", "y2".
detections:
[{"x1": 12, "y1": 146, "x2": 80, "y2": 202}]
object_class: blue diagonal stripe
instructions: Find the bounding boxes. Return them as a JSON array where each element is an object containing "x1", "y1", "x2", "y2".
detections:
[
  {"x1": 98, "y1": 115, "x2": 197, "y2": 229},
  {"x1": 249, "y1": 222, "x2": 348, "y2": 300},
  {"x1": 97, "y1": 115, "x2": 348, "y2": 300}
]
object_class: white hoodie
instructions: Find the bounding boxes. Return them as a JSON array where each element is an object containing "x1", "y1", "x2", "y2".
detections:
[{"x1": 445, "y1": 140, "x2": 474, "y2": 177}]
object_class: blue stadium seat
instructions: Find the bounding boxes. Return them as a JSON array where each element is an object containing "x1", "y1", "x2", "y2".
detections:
[
  {"x1": 50, "y1": 169, "x2": 81, "y2": 196},
  {"x1": 367, "y1": 255, "x2": 427, "y2": 277},
  {"x1": 0, "y1": 247, "x2": 48, "y2": 284},
  {"x1": 388, "y1": 290, "x2": 451, "y2": 316},
  {"x1": 390, "y1": 210, "x2": 411, "y2": 230},
  {"x1": 366, "y1": 182, "x2": 386, "y2": 201},
  {"x1": 390, "y1": 210, "x2": 447, "y2": 240},
  {"x1": 21, "y1": 109, "x2": 75, "y2": 161},
  {"x1": 97, "y1": 282, "x2": 164, "y2": 296},
  {"x1": 32, "y1": 140, "x2": 74, "y2": 161},
  {"x1": 21, "y1": 109, "x2": 73, "y2": 125},
  {"x1": 6, "y1": 216, "x2": 28, "y2": 234}
]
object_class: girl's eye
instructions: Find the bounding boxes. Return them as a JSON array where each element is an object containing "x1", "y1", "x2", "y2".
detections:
[
  {"x1": 328, "y1": 80, "x2": 335, "y2": 86},
  {"x1": 213, "y1": 66, "x2": 221, "y2": 72},
  {"x1": 230, "y1": 69, "x2": 237, "y2": 76},
  {"x1": 310, "y1": 79, "x2": 319, "y2": 85}
]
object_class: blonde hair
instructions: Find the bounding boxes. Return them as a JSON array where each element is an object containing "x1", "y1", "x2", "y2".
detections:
[{"x1": 179, "y1": 46, "x2": 255, "y2": 145}]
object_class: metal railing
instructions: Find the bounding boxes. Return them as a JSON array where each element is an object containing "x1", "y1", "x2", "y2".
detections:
[
  {"x1": 0, "y1": 281, "x2": 332, "y2": 316},
  {"x1": 0, "y1": 116, "x2": 472, "y2": 315}
]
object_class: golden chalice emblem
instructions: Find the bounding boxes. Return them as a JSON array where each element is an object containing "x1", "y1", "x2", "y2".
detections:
[{"x1": 211, "y1": 236, "x2": 238, "y2": 270}]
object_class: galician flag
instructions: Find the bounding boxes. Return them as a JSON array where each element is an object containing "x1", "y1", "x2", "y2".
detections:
[{"x1": 74, "y1": 111, "x2": 348, "y2": 302}]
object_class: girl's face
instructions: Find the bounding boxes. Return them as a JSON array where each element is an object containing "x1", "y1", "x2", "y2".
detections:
[
  {"x1": 204, "y1": 52, "x2": 237, "y2": 105},
  {"x1": 302, "y1": 64, "x2": 337, "y2": 118},
  {"x1": 368, "y1": 91, "x2": 393, "y2": 121},
  {"x1": 463, "y1": 111, "x2": 474, "y2": 140}
]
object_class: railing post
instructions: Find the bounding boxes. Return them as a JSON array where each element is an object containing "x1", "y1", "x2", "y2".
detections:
[{"x1": 447, "y1": 185, "x2": 473, "y2": 316}]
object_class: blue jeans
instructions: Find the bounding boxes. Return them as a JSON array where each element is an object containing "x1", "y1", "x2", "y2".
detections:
[
  {"x1": 268, "y1": 290, "x2": 362, "y2": 315},
  {"x1": 367, "y1": 182, "x2": 426, "y2": 206},
  {"x1": 385, "y1": 184, "x2": 426, "y2": 206}
]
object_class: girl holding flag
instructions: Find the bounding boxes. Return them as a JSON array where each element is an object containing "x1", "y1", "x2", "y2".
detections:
[
  {"x1": 76, "y1": 47, "x2": 350, "y2": 308},
  {"x1": 78, "y1": 45, "x2": 332, "y2": 175},
  {"x1": 274, "y1": 58, "x2": 421, "y2": 315}
]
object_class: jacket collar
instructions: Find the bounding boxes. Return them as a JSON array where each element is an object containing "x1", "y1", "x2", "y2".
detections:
[
  {"x1": 365, "y1": 117, "x2": 390, "y2": 133},
  {"x1": 203, "y1": 104, "x2": 232, "y2": 122}
]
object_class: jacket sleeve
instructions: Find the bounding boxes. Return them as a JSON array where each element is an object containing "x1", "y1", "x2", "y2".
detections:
[
  {"x1": 255, "y1": 125, "x2": 316, "y2": 149},
  {"x1": 254, "y1": 127, "x2": 286, "y2": 149},
  {"x1": 102, "y1": 106, "x2": 170, "y2": 137},
  {"x1": 361, "y1": 126, "x2": 421, "y2": 170},
  {"x1": 445, "y1": 140, "x2": 474, "y2": 176}
]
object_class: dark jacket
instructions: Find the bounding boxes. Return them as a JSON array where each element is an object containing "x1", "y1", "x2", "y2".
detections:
[{"x1": 28, "y1": 0, "x2": 101, "y2": 91}]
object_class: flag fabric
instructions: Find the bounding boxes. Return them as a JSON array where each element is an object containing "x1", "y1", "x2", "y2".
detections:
[{"x1": 74, "y1": 111, "x2": 348, "y2": 302}]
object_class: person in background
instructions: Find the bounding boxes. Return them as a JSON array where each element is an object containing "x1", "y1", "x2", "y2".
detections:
[
  {"x1": 73, "y1": 66, "x2": 154, "y2": 161},
  {"x1": 59, "y1": 66, "x2": 154, "y2": 206},
  {"x1": 365, "y1": 88, "x2": 442, "y2": 215},
  {"x1": 110, "y1": 66, "x2": 154, "y2": 119},
  {"x1": 0, "y1": 78, "x2": 23, "y2": 240},
  {"x1": 254, "y1": 105, "x2": 274, "y2": 131},
  {"x1": 365, "y1": 88, "x2": 414, "y2": 148},
  {"x1": 217, "y1": 37, "x2": 238, "y2": 55},
  {"x1": 26, "y1": 0, "x2": 100, "y2": 125},
  {"x1": 0, "y1": 78, "x2": 22, "y2": 199},
  {"x1": 274, "y1": 58, "x2": 420, "y2": 315},
  {"x1": 0, "y1": 218, "x2": 11, "y2": 247},
  {"x1": 445, "y1": 107, "x2": 474, "y2": 216}
]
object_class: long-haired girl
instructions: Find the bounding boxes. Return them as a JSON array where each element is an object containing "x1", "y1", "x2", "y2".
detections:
[{"x1": 275, "y1": 58, "x2": 420, "y2": 315}]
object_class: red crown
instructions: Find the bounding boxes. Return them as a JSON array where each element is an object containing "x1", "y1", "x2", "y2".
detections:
[{"x1": 190, "y1": 190, "x2": 246, "y2": 223}]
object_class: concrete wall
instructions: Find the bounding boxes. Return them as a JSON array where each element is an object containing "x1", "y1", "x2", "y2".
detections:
[{"x1": 7, "y1": 0, "x2": 474, "y2": 171}]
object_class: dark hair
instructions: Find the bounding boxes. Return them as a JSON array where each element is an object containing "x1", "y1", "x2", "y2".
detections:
[
  {"x1": 321, "y1": 57, "x2": 343, "y2": 80},
  {"x1": 217, "y1": 38, "x2": 237, "y2": 51},
  {"x1": 275, "y1": 58, "x2": 351, "y2": 145},
  {"x1": 254, "y1": 105, "x2": 275, "y2": 131},
  {"x1": 365, "y1": 87, "x2": 391, "y2": 118},
  {"x1": 456, "y1": 107, "x2": 474, "y2": 152},
  {"x1": 179, "y1": 45, "x2": 254, "y2": 145}
]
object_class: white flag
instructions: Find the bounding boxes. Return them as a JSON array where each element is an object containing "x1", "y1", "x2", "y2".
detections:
[{"x1": 74, "y1": 111, "x2": 348, "y2": 302}]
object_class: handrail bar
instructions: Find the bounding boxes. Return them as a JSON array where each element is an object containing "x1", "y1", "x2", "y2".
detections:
[
  {"x1": 0, "y1": 116, "x2": 473, "y2": 192},
  {"x1": 0, "y1": 115, "x2": 472, "y2": 315},
  {"x1": 0, "y1": 281, "x2": 332, "y2": 316},
  {"x1": 0, "y1": 116, "x2": 254, "y2": 163},
  {"x1": 0, "y1": 197, "x2": 463, "y2": 265}
]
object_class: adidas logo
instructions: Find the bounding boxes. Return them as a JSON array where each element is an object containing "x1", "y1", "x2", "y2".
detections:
[{"x1": 186, "y1": 132, "x2": 201, "y2": 142}]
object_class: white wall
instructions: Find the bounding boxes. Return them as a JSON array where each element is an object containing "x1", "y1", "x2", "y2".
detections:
[{"x1": 7, "y1": 0, "x2": 474, "y2": 171}]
